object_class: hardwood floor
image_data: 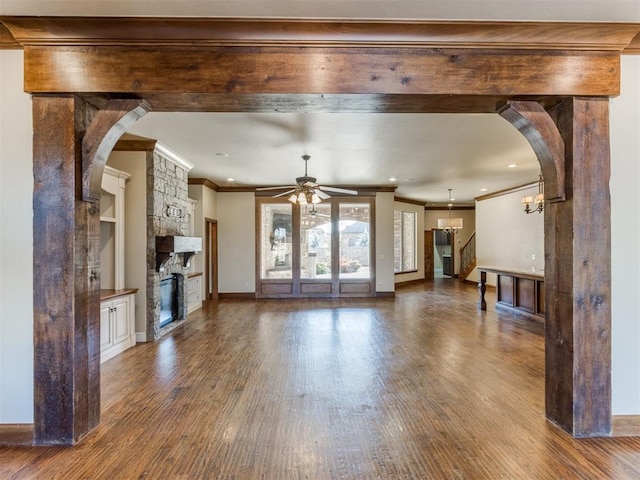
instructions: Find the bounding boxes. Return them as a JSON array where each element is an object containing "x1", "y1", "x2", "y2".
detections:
[{"x1": 2, "y1": 280, "x2": 640, "y2": 479}]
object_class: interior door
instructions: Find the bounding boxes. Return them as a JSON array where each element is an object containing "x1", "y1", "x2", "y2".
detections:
[
  {"x1": 424, "y1": 230, "x2": 434, "y2": 279},
  {"x1": 205, "y1": 218, "x2": 218, "y2": 302}
]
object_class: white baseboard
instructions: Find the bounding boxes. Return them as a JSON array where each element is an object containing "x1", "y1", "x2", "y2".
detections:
[{"x1": 135, "y1": 332, "x2": 148, "y2": 343}]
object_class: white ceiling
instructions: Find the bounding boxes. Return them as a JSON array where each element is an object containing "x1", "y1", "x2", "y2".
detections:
[
  {"x1": 128, "y1": 112, "x2": 539, "y2": 204},
  {"x1": 4, "y1": 1, "x2": 638, "y2": 204},
  {"x1": 2, "y1": 0, "x2": 639, "y2": 21}
]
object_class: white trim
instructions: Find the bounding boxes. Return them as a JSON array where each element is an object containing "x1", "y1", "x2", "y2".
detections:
[
  {"x1": 103, "y1": 165, "x2": 132, "y2": 181},
  {"x1": 155, "y1": 142, "x2": 194, "y2": 172},
  {"x1": 135, "y1": 332, "x2": 148, "y2": 343}
]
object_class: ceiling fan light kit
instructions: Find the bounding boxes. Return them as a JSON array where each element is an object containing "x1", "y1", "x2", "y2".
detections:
[{"x1": 257, "y1": 154, "x2": 357, "y2": 204}]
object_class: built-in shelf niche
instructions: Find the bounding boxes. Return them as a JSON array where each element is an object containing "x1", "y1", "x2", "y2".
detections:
[{"x1": 100, "y1": 166, "x2": 132, "y2": 290}]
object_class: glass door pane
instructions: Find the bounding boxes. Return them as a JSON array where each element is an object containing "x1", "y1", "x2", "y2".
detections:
[
  {"x1": 339, "y1": 203, "x2": 371, "y2": 279},
  {"x1": 261, "y1": 203, "x2": 293, "y2": 279},
  {"x1": 300, "y1": 204, "x2": 332, "y2": 279}
]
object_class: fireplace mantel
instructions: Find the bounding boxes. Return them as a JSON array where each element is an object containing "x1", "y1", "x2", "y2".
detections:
[{"x1": 156, "y1": 235, "x2": 202, "y2": 271}]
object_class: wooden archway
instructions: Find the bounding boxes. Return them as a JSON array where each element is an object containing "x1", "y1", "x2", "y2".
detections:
[{"x1": 2, "y1": 17, "x2": 639, "y2": 444}]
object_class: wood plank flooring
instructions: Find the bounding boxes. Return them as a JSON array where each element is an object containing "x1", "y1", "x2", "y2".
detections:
[{"x1": 2, "y1": 279, "x2": 640, "y2": 479}]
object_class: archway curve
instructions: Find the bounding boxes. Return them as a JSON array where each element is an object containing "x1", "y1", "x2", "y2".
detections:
[{"x1": 3, "y1": 16, "x2": 634, "y2": 443}]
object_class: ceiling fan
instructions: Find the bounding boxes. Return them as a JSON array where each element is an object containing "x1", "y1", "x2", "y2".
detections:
[{"x1": 257, "y1": 155, "x2": 357, "y2": 204}]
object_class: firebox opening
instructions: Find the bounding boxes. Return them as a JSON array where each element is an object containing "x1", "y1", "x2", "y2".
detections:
[{"x1": 159, "y1": 274, "x2": 179, "y2": 328}]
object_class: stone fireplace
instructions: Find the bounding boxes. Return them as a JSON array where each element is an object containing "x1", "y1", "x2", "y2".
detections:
[{"x1": 146, "y1": 149, "x2": 193, "y2": 341}]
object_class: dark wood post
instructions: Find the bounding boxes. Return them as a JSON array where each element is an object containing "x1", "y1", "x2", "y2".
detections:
[
  {"x1": 32, "y1": 95, "x2": 101, "y2": 445},
  {"x1": 478, "y1": 270, "x2": 487, "y2": 310},
  {"x1": 545, "y1": 97, "x2": 612, "y2": 437}
]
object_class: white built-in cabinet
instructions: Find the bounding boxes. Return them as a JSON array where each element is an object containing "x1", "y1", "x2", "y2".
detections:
[
  {"x1": 101, "y1": 166, "x2": 131, "y2": 290},
  {"x1": 186, "y1": 198, "x2": 203, "y2": 314},
  {"x1": 100, "y1": 166, "x2": 136, "y2": 363},
  {"x1": 100, "y1": 290, "x2": 136, "y2": 363},
  {"x1": 187, "y1": 273, "x2": 203, "y2": 313}
]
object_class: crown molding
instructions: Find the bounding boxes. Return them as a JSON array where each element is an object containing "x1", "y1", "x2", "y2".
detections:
[
  {"x1": 394, "y1": 196, "x2": 426, "y2": 207},
  {"x1": 103, "y1": 165, "x2": 132, "y2": 181},
  {"x1": 0, "y1": 23, "x2": 19, "y2": 49},
  {"x1": 425, "y1": 205, "x2": 475, "y2": 211},
  {"x1": 188, "y1": 178, "x2": 219, "y2": 191},
  {"x1": 475, "y1": 181, "x2": 539, "y2": 202},
  {"x1": 1, "y1": 17, "x2": 639, "y2": 52},
  {"x1": 154, "y1": 142, "x2": 194, "y2": 172},
  {"x1": 623, "y1": 31, "x2": 640, "y2": 54}
]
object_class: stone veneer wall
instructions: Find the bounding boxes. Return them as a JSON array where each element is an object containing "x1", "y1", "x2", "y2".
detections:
[{"x1": 146, "y1": 150, "x2": 191, "y2": 341}]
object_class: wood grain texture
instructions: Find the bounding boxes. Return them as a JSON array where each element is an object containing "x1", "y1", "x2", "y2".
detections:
[
  {"x1": 499, "y1": 100, "x2": 566, "y2": 202},
  {"x1": 3, "y1": 281, "x2": 640, "y2": 478},
  {"x1": 2, "y1": 17, "x2": 639, "y2": 51},
  {"x1": 22, "y1": 46, "x2": 620, "y2": 98},
  {"x1": 115, "y1": 93, "x2": 564, "y2": 114},
  {"x1": 545, "y1": 97, "x2": 612, "y2": 437},
  {"x1": 82, "y1": 98, "x2": 150, "y2": 202},
  {"x1": 32, "y1": 95, "x2": 101, "y2": 445},
  {"x1": 0, "y1": 22, "x2": 20, "y2": 49}
]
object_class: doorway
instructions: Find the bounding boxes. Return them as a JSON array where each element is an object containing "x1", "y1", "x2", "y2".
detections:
[
  {"x1": 205, "y1": 218, "x2": 218, "y2": 303},
  {"x1": 424, "y1": 230, "x2": 434, "y2": 280},
  {"x1": 16, "y1": 17, "x2": 618, "y2": 442}
]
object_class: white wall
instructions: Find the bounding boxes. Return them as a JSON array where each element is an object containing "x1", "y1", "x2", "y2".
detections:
[
  {"x1": 475, "y1": 185, "x2": 544, "y2": 286},
  {"x1": 375, "y1": 192, "x2": 395, "y2": 292},
  {"x1": 0, "y1": 50, "x2": 33, "y2": 423},
  {"x1": 394, "y1": 200, "x2": 425, "y2": 284},
  {"x1": 107, "y1": 151, "x2": 149, "y2": 340},
  {"x1": 217, "y1": 192, "x2": 256, "y2": 293},
  {"x1": 611, "y1": 55, "x2": 640, "y2": 415}
]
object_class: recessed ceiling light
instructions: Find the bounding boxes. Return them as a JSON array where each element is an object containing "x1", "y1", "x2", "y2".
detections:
[
  {"x1": 226, "y1": 177, "x2": 235, "y2": 182},
  {"x1": 215, "y1": 152, "x2": 229, "y2": 157},
  {"x1": 388, "y1": 177, "x2": 397, "y2": 182},
  {"x1": 480, "y1": 188, "x2": 488, "y2": 192},
  {"x1": 508, "y1": 163, "x2": 518, "y2": 168}
]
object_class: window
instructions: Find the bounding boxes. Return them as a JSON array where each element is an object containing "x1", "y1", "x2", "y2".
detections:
[
  {"x1": 300, "y1": 203, "x2": 332, "y2": 279},
  {"x1": 257, "y1": 197, "x2": 375, "y2": 297},
  {"x1": 394, "y1": 210, "x2": 417, "y2": 273},
  {"x1": 261, "y1": 203, "x2": 293, "y2": 279},
  {"x1": 339, "y1": 203, "x2": 371, "y2": 279}
]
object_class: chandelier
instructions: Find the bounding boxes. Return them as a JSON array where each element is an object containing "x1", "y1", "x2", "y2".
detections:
[
  {"x1": 522, "y1": 173, "x2": 544, "y2": 214},
  {"x1": 437, "y1": 188, "x2": 464, "y2": 234}
]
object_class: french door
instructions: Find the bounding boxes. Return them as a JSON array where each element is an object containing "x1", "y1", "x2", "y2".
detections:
[{"x1": 256, "y1": 196, "x2": 375, "y2": 298}]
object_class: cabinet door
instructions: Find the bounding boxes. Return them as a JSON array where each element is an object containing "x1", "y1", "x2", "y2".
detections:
[
  {"x1": 187, "y1": 276, "x2": 202, "y2": 313},
  {"x1": 111, "y1": 296, "x2": 130, "y2": 345},
  {"x1": 100, "y1": 301, "x2": 112, "y2": 349}
]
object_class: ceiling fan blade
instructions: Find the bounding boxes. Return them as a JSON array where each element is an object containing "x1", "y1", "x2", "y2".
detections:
[
  {"x1": 272, "y1": 189, "x2": 297, "y2": 198},
  {"x1": 302, "y1": 181, "x2": 319, "y2": 188},
  {"x1": 318, "y1": 186, "x2": 358, "y2": 195},
  {"x1": 256, "y1": 185, "x2": 297, "y2": 191},
  {"x1": 315, "y1": 189, "x2": 331, "y2": 200}
]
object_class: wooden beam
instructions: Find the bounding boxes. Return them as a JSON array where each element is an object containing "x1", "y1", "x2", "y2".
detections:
[
  {"x1": 82, "y1": 98, "x2": 150, "y2": 202},
  {"x1": 544, "y1": 97, "x2": 611, "y2": 437},
  {"x1": 113, "y1": 138, "x2": 157, "y2": 152},
  {"x1": 33, "y1": 95, "x2": 101, "y2": 445},
  {"x1": 22, "y1": 46, "x2": 621, "y2": 99},
  {"x1": 2, "y1": 17, "x2": 639, "y2": 52},
  {"x1": 0, "y1": 22, "x2": 20, "y2": 49},
  {"x1": 498, "y1": 101, "x2": 566, "y2": 202},
  {"x1": 103, "y1": 93, "x2": 563, "y2": 114}
]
